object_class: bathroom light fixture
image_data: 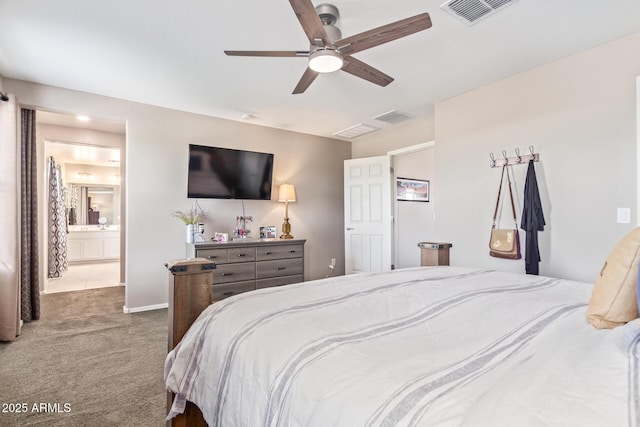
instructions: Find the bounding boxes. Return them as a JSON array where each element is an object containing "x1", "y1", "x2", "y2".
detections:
[
  {"x1": 76, "y1": 115, "x2": 90, "y2": 122},
  {"x1": 278, "y1": 183, "x2": 297, "y2": 239}
]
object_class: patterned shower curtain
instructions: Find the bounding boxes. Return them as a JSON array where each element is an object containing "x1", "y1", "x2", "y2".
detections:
[{"x1": 48, "y1": 156, "x2": 68, "y2": 278}]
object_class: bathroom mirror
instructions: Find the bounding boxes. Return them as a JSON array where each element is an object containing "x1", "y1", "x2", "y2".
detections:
[{"x1": 68, "y1": 183, "x2": 121, "y2": 226}]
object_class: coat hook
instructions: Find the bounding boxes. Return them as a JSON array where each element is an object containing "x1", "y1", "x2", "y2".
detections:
[
  {"x1": 529, "y1": 145, "x2": 535, "y2": 155},
  {"x1": 489, "y1": 152, "x2": 496, "y2": 167},
  {"x1": 514, "y1": 148, "x2": 521, "y2": 164}
]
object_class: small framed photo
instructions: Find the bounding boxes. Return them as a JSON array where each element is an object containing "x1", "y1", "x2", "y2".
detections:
[
  {"x1": 260, "y1": 226, "x2": 277, "y2": 239},
  {"x1": 396, "y1": 177, "x2": 430, "y2": 202},
  {"x1": 213, "y1": 232, "x2": 228, "y2": 242}
]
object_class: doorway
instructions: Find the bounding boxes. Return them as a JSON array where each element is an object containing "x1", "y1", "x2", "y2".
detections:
[
  {"x1": 343, "y1": 142, "x2": 436, "y2": 274},
  {"x1": 389, "y1": 142, "x2": 436, "y2": 269},
  {"x1": 37, "y1": 111, "x2": 126, "y2": 294}
]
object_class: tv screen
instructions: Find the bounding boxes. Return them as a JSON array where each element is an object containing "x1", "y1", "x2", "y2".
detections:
[{"x1": 187, "y1": 144, "x2": 274, "y2": 200}]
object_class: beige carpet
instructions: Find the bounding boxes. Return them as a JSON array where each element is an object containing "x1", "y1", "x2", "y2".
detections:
[{"x1": 0, "y1": 287, "x2": 167, "y2": 426}]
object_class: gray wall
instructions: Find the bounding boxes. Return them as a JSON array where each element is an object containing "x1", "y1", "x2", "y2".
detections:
[
  {"x1": 7, "y1": 79, "x2": 350, "y2": 311},
  {"x1": 352, "y1": 32, "x2": 640, "y2": 283}
]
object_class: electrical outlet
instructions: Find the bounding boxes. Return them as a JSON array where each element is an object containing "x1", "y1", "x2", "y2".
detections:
[{"x1": 330, "y1": 258, "x2": 336, "y2": 269}]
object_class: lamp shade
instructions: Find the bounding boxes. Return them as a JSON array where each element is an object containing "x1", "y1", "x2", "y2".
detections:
[{"x1": 278, "y1": 183, "x2": 297, "y2": 202}]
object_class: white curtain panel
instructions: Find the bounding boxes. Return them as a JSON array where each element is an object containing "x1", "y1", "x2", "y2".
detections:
[{"x1": 0, "y1": 94, "x2": 21, "y2": 341}]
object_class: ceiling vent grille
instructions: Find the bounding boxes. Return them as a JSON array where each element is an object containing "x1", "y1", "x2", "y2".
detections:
[
  {"x1": 441, "y1": 0, "x2": 519, "y2": 25},
  {"x1": 334, "y1": 124, "x2": 380, "y2": 139},
  {"x1": 373, "y1": 110, "x2": 416, "y2": 125}
]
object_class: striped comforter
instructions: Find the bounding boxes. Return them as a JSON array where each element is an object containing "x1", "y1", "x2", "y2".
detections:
[{"x1": 165, "y1": 266, "x2": 639, "y2": 426}]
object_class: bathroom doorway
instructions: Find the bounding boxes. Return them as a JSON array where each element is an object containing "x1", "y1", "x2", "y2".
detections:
[{"x1": 37, "y1": 111, "x2": 126, "y2": 294}]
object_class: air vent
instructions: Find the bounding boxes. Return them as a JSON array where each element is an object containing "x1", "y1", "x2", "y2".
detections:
[
  {"x1": 373, "y1": 110, "x2": 416, "y2": 125},
  {"x1": 441, "y1": 0, "x2": 519, "y2": 25},
  {"x1": 334, "y1": 124, "x2": 380, "y2": 139}
]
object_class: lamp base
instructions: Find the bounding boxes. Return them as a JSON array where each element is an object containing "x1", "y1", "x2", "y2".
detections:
[{"x1": 280, "y1": 217, "x2": 293, "y2": 239}]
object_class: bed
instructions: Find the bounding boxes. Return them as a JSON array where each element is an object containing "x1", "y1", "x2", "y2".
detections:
[{"x1": 164, "y1": 265, "x2": 640, "y2": 426}]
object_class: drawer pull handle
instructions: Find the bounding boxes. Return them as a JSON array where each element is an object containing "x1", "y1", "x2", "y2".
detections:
[
  {"x1": 238, "y1": 253, "x2": 247, "y2": 257},
  {"x1": 289, "y1": 250, "x2": 296, "y2": 253},
  {"x1": 265, "y1": 251, "x2": 272, "y2": 255},
  {"x1": 221, "y1": 272, "x2": 233, "y2": 276},
  {"x1": 223, "y1": 291, "x2": 234, "y2": 296},
  {"x1": 276, "y1": 267, "x2": 286, "y2": 271},
  {"x1": 208, "y1": 255, "x2": 218, "y2": 259}
]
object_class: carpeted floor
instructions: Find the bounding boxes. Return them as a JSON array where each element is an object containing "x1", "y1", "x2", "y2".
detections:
[{"x1": 0, "y1": 287, "x2": 168, "y2": 426}]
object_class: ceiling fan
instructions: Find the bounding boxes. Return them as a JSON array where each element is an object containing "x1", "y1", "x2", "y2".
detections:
[{"x1": 224, "y1": 0, "x2": 432, "y2": 94}]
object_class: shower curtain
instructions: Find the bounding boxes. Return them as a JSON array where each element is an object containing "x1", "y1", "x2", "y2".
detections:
[{"x1": 48, "y1": 156, "x2": 68, "y2": 278}]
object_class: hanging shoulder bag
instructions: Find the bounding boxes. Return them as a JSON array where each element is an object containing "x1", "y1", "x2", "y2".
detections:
[{"x1": 489, "y1": 165, "x2": 521, "y2": 259}]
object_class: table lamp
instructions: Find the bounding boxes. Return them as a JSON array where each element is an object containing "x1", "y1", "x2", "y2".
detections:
[{"x1": 278, "y1": 183, "x2": 296, "y2": 239}]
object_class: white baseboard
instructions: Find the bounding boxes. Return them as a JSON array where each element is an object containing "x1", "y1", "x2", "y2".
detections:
[{"x1": 122, "y1": 303, "x2": 168, "y2": 313}]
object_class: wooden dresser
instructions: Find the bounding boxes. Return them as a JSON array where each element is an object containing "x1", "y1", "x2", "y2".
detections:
[{"x1": 186, "y1": 238, "x2": 306, "y2": 300}]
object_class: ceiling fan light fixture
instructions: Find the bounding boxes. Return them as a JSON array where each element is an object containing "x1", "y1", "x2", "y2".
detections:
[{"x1": 308, "y1": 48, "x2": 343, "y2": 73}]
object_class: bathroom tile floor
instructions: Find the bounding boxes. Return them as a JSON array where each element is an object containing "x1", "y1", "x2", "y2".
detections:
[{"x1": 46, "y1": 261, "x2": 121, "y2": 293}]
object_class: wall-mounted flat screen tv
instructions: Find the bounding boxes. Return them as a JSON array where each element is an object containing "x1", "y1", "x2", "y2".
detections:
[{"x1": 187, "y1": 144, "x2": 274, "y2": 200}]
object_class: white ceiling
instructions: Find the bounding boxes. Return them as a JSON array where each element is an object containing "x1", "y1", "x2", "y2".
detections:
[{"x1": 1, "y1": 0, "x2": 640, "y2": 139}]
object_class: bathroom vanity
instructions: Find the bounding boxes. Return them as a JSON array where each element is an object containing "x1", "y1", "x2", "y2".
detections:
[{"x1": 67, "y1": 225, "x2": 120, "y2": 262}]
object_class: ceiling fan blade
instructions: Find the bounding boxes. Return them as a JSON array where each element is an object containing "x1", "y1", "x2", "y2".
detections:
[
  {"x1": 341, "y1": 56, "x2": 394, "y2": 87},
  {"x1": 292, "y1": 68, "x2": 319, "y2": 94},
  {"x1": 336, "y1": 13, "x2": 432, "y2": 55},
  {"x1": 225, "y1": 50, "x2": 309, "y2": 57},
  {"x1": 289, "y1": 0, "x2": 330, "y2": 46}
]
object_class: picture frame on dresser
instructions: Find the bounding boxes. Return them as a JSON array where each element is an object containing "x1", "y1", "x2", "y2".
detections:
[{"x1": 260, "y1": 226, "x2": 277, "y2": 239}]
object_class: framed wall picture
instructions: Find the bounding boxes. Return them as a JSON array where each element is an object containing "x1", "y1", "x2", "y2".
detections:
[{"x1": 396, "y1": 177, "x2": 430, "y2": 202}]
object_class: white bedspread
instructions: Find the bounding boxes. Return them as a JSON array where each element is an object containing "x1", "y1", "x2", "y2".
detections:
[{"x1": 165, "y1": 266, "x2": 639, "y2": 427}]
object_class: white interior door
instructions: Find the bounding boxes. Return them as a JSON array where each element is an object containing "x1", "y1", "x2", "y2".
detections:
[{"x1": 344, "y1": 156, "x2": 392, "y2": 274}]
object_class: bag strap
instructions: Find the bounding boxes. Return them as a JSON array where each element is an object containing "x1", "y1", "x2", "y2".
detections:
[
  {"x1": 492, "y1": 165, "x2": 518, "y2": 228},
  {"x1": 492, "y1": 165, "x2": 506, "y2": 227},
  {"x1": 505, "y1": 165, "x2": 518, "y2": 227}
]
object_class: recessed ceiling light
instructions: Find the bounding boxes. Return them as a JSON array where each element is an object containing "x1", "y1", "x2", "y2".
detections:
[{"x1": 76, "y1": 115, "x2": 90, "y2": 122}]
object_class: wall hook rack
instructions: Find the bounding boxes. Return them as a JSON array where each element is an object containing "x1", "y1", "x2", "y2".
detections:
[{"x1": 489, "y1": 146, "x2": 539, "y2": 168}]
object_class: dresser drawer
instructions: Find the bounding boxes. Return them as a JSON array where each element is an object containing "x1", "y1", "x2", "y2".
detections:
[
  {"x1": 256, "y1": 274, "x2": 303, "y2": 290},
  {"x1": 211, "y1": 281, "x2": 255, "y2": 301},
  {"x1": 256, "y1": 244, "x2": 304, "y2": 261},
  {"x1": 256, "y1": 258, "x2": 303, "y2": 279},
  {"x1": 196, "y1": 248, "x2": 228, "y2": 263},
  {"x1": 213, "y1": 263, "x2": 256, "y2": 284},
  {"x1": 228, "y1": 247, "x2": 256, "y2": 262}
]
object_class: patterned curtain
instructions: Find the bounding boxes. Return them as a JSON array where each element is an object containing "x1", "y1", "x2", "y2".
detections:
[
  {"x1": 21, "y1": 108, "x2": 40, "y2": 322},
  {"x1": 47, "y1": 156, "x2": 68, "y2": 280}
]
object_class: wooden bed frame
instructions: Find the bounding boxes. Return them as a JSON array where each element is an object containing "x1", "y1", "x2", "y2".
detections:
[{"x1": 166, "y1": 259, "x2": 217, "y2": 427}]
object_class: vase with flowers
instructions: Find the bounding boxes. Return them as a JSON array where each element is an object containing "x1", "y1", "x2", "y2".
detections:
[{"x1": 171, "y1": 206, "x2": 206, "y2": 243}]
